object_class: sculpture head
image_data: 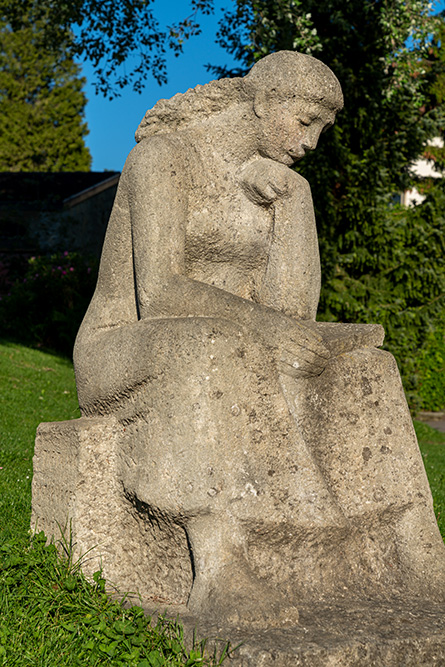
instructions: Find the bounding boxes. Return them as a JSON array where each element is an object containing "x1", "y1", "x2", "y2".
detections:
[
  {"x1": 135, "y1": 50, "x2": 343, "y2": 160},
  {"x1": 244, "y1": 51, "x2": 344, "y2": 165}
]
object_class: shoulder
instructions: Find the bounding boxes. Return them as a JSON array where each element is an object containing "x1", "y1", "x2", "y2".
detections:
[
  {"x1": 286, "y1": 168, "x2": 310, "y2": 192},
  {"x1": 119, "y1": 134, "x2": 191, "y2": 210},
  {"x1": 123, "y1": 133, "x2": 188, "y2": 180}
]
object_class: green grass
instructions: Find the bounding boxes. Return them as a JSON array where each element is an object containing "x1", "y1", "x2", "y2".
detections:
[
  {"x1": 0, "y1": 533, "x2": 232, "y2": 666},
  {"x1": 0, "y1": 342, "x2": 444, "y2": 665},
  {"x1": 0, "y1": 342, "x2": 233, "y2": 666},
  {"x1": 414, "y1": 420, "x2": 445, "y2": 539},
  {"x1": 0, "y1": 342, "x2": 79, "y2": 541}
]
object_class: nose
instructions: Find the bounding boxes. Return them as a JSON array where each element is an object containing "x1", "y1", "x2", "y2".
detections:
[{"x1": 302, "y1": 125, "x2": 322, "y2": 152}]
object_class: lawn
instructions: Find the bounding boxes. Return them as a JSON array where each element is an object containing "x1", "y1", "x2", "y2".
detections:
[
  {"x1": 0, "y1": 341, "x2": 444, "y2": 665},
  {"x1": 413, "y1": 419, "x2": 445, "y2": 538},
  {"x1": 0, "y1": 342, "x2": 233, "y2": 666}
]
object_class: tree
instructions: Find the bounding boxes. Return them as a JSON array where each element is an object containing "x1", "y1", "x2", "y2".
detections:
[
  {"x1": 419, "y1": 15, "x2": 445, "y2": 170},
  {"x1": 0, "y1": 15, "x2": 91, "y2": 171},
  {"x1": 0, "y1": 0, "x2": 216, "y2": 98},
  {"x1": 1, "y1": 0, "x2": 441, "y2": 405},
  {"x1": 210, "y1": 0, "x2": 444, "y2": 409},
  {"x1": 210, "y1": 0, "x2": 441, "y2": 205}
]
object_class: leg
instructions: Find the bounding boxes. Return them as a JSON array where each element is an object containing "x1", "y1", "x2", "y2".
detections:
[
  {"x1": 186, "y1": 513, "x2": 299, "y2": 628},
  {"x1": 286, "y1": 344, "x2": 445, "y2": 601},
  {"x1": 116, "y1": 317, "x2": 345, "y2": 622}
]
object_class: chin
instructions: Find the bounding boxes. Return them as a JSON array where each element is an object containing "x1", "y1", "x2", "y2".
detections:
[{"x1": 279, "y1": 154, "x2": 295, "y2": 166}]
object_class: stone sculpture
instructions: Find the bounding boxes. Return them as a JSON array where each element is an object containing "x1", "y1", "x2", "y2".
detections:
[{"x1": 33, "y1": 51, "x2": 445, "y2": 661}]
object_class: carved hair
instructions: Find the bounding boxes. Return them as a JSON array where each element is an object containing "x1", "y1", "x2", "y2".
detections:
[
  {"x1": 135, "y1": 51, "x2": 343, "y2": 142},
  {"x1": 135, "y1": 77, "x2": 246, "y2": 142}
]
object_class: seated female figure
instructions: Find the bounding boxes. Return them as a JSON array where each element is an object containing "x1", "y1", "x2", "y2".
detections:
[{"x1": 74, "y1": 52, "x2": 445, "y2": 626}]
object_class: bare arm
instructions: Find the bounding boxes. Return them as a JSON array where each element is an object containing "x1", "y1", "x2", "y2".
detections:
[{"x1": 240, "y1": 158, "x2": 320, "y2": 319}]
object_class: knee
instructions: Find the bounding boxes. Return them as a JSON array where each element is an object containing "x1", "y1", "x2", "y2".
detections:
[{"x1": 320, "y1": 346, "x2": 405, "y2": 407}]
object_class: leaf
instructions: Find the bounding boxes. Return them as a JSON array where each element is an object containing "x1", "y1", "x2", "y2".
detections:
[
  {"x1": 114, "y1": 620, "x2": 136, "y2": 635},
  {"x1": 61, "y1": 622, "x2": 77, "y2": 633},
  {"x1": 63, "y1": 576, "x2": 77, "y2": 591},
  {"x1": 147, "y1": 650, "x2": 166, "y2": 666}
]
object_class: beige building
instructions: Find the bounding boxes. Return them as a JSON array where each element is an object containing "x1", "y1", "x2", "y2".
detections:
[{"x1": 402, "y1": 137, "x2": 444, "y2": 206}]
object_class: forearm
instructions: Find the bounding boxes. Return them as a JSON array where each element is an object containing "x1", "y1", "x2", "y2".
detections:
[
  {"x1": 138, "y1": 273, "x2": 327, "y2": 366},
  {"x1": 257, "y1": 185, "x2": 321, "y2": 320},
  {"x1": 239, "y1": 158, "x2": 321, "y2": 319},
  {"x1": 140, "y1": 273, "x2": 284, "y2": 339}
]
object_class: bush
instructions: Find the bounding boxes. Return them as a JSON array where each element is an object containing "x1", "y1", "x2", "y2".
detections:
[
  {"x1": 0, "y1": 254, "x2": 29, "y2": 296},
  {"x1": 0, "y1": 251, "x2": 98, "y2": 357},
  {"x1": 318, "y1": 182, "x2": 445, "y2": 413},
  {"x1": 416, "y1": 318, "x2": 445, "y2": 412}
]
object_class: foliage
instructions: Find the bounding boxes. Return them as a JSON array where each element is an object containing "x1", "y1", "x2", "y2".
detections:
[
  {"x1": 415, "y1": 317, "x2": 445, "y2": 411},
  {"x1": 0, "y1": 532, "x2": 233, "y2": 666},
  {"x1": 0, "y1": 254, "x2": 28, "y2": 296},
  {"x1": 0, "y1": 14, "x2": 91, "y2": 171},
  {"x1": 0, "y1": 0, "x2": 216, "y2": 98},
  {"x1": 208, "y1": 0, "x2": 441, "y2": 229},
  {"x1": 0, "y1": 342, "x2": 234, "y2": 666},
  {"x1": 210, "y1": 0, "x2": 322, "y2": 78},
  {"x1": 0, "y1": 251, "x2": 98, "y2": 356},
  {"x1": 207, "y1": 0, "x2": 445, "y2": 409},
  {"x1": 419, "y1": 14, "x2": 445, "y2": 167},
  {"x1": 318, "y1": 182, "x2": 445, "y2": 412}
]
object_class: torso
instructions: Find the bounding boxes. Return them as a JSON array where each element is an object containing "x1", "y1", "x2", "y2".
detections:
[{"x1": 183, "y1": 145, "x2": 274, "y2": 302}]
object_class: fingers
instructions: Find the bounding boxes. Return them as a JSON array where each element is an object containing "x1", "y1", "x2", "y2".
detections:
[
  {"x1": 277, "y1": 359, "x2": 322, "y2": 379},
  {"x1": 240, "y1": 159, "x2": 291, "y2": 204},
  {"x1": 288, "y1": 332, "x2": 330, "y2": 360},
  {"x1": 279, "y1": 346, "x2": 328, "y2": 378}
]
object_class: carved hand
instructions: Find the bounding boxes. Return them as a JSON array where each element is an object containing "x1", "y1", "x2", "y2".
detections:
[
  {"x1": 262, "y1": 314, "x2": 330, "y2": 379},
  {"x1": 239, "y1": 158, "x2": 295, "y2": 206}
]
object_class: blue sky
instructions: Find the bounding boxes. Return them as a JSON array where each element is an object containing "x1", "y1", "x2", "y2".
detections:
[
  {"x1": 81, "y1": 0, "x2": 445, "y2": 172},
  {"x1": 82, "y1": 1, "x2": 237, "y2": 171}
]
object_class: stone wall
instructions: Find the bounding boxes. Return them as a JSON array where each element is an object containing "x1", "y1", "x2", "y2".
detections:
[{"x1": 0, "y1": 172, "x2": 120, "y2": 258}]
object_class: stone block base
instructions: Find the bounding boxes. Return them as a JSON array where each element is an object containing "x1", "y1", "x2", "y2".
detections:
[
  {"x1": 157, "y1": 599, "x2": 445, "y2": 666},
  {"x1": 31, "y1": 417, "x2": 128, "y2": 582},
  {"x1": 32, "y1": 416, "x2": 445, "y2": 664},
  {"x1": 32, "y1": 417, "x2": 194, "y2": 603}
]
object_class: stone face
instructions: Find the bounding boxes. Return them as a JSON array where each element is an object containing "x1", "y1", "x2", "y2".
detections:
[{"x1": 32, "y1": 50, "x2": 445, "y2": 656}]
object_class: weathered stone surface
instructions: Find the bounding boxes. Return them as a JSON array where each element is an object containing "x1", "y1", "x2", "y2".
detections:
[
  {"x1": 150, "y1": 599, "x2": 445, "y2": 666},
  {"x1": 32, "y1": 418, "x2": 194, "y2": 601},
  {"x1": 32, "y1": 50, "x2": 445, "y2": 658}
]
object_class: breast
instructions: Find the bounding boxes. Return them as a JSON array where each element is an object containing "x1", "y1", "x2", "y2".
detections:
[{"x1": 185, "y1": 183, "x2": 274, "y2": 300}]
